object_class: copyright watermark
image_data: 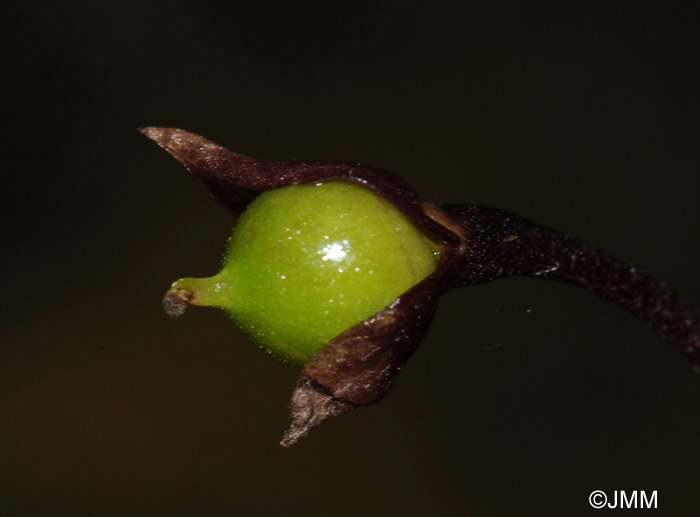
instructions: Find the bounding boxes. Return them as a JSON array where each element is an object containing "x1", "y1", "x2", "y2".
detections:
[{"x1": 589, "y1": 490, "x2": 657, "y2": 509}]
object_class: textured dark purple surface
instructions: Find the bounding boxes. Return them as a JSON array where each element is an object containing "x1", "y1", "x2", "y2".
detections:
[
  {"x1": 443, "y1": 204, "x2": 700, "y2": 367},
  {"x1": 139, "y1": 127, "x2": 458, "y2": 244}
]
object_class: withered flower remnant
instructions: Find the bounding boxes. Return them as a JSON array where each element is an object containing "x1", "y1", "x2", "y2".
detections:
[{"x1": 142, "y1": 127, "x2": 700, "y2": 446}]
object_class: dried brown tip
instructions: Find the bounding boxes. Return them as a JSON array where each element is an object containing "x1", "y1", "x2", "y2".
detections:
[
  {"x1": 139, "y1": 126, "x2": 260, "y2": 216},
  {"x1": 163, "y1": 288, "x2": 194, "y2": 318},
  {"x1": 139, "y1": 127, "x2": 246, "y2": 165},
  {"x1": 281, "y1": 376, "x2": 354, "y2": 447}
]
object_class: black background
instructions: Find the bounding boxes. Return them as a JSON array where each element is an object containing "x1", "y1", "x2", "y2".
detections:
[{"x1": 3, "y1": 2, "x2": 700, "y2": 516}]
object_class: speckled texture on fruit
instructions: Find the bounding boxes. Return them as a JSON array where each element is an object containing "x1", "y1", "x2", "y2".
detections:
[{"x1": 190, "y1": 180, "x2": 437, "y2": 365}]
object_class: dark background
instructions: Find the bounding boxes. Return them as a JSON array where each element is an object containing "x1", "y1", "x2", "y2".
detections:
[{"x1": 3, "y1": 2, "x2": 700, "y2": 515}]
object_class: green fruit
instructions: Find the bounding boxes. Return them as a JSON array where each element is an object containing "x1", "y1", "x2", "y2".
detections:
[{"x1": 170, "y1": 180, "x2": 437, "y2": 366}]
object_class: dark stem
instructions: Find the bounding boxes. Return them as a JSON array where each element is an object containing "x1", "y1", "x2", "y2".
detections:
[{"x1": 442, "y1": 204, "x2": 700, "y2": 369}]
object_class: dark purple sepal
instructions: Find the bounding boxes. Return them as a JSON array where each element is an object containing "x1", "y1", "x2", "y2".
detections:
[
  {"x1": 140, "y1": 127, "x2": 259, "y2": 215},
  {"x1": 139, "y1": 127, "x2": 459, "y2": 245},
  {"x1": 279, "y1": 243, "x2": 469, "y2": 446}
]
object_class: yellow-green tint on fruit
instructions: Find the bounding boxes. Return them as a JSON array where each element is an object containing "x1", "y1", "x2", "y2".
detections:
[{"x1": 172, "y1": 181, "x2": 437, "y2": 366}]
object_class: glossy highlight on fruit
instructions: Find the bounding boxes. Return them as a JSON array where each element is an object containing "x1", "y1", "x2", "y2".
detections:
[{"x1": 168, "y1": 180, "x2": 437, "y2": 365}]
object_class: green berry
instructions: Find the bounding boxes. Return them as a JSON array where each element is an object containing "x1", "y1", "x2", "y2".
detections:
[{"x1": 169, "y1": 180, "x2": 437, "y2": 366}]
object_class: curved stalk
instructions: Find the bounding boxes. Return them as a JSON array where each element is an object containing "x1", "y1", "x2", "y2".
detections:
[{"x1": 442, "y1": 204, "x2": 700, "y2": 368}]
